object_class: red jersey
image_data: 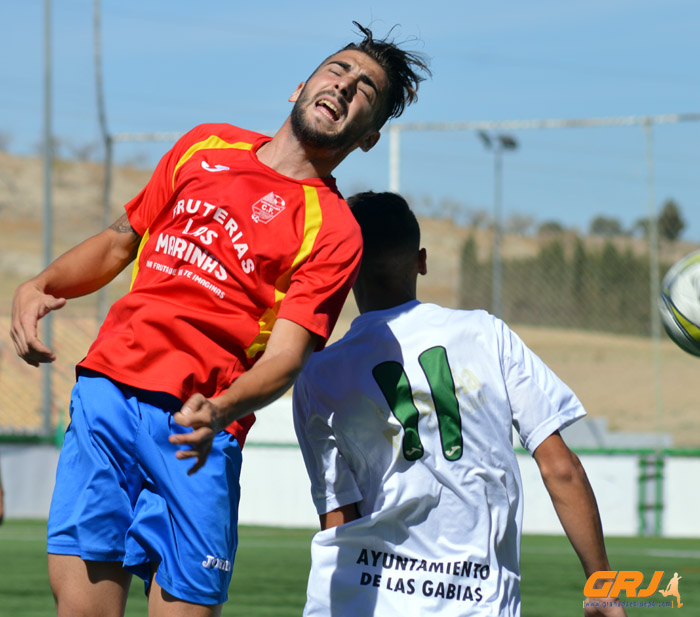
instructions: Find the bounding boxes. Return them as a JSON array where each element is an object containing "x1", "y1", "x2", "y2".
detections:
[{"x1": 78, "y1": 123, "x2": 362, "y2": 444}]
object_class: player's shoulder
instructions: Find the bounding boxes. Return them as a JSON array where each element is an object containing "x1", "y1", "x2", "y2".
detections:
[
  {"x1": 294, "y1": 348, "x2": 333, "y2": 402},
  {"x1": 299, "y1": 318, "x2": 364, "y2": 381},
  {"x1": 408, "y1": 304, "x2": 511, "y2": 350},
  {"x1": 416, "y1": 303, "x2": 496, "y2": 328},
  {"x1": 310, "y1": 189, "x2": 361, "y2": 247},
  {"x1": 303, "y1": 332, "x2": 351, "y2": 371},
  {"x1": 321, "y1": 199, "x2": 362, "y2": 240},
  {"x1": 181, "y1": 122, "x2": 265, "y2": 146}
]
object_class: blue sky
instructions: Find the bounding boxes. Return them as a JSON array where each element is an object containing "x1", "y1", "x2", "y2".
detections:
[{"x1": 1, "y1": 0, "x2": 699, "y2": 239}]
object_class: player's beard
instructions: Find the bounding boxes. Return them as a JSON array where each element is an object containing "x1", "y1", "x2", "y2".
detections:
[{"x1": 290, "y1": 87, "x2": 365, "y2": 152}]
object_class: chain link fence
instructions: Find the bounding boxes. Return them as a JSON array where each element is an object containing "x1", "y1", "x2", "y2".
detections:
[{"x1": 1, "y1": 115, "x2": 699, "y2": 449}]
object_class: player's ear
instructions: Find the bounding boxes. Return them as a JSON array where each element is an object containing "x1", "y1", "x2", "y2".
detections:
[
  {"x1": 289, "y1": 83, "x2": 305, "y2": 103},
  {"x1": 418, "y1": 248, "x2": 427, "y2": 275},
  {"x1": 359, "y1": 130, "x2": 381, "y2": 153}
]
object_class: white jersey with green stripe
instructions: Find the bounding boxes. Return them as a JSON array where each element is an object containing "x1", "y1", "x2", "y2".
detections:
[{"x1": 293, "y1": 300, "x2": 585, "y2": 616}]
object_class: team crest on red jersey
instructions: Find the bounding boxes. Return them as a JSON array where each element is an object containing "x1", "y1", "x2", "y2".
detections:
[{"x1": 251, "y1": 192, "x2": 286, "y2": 224}]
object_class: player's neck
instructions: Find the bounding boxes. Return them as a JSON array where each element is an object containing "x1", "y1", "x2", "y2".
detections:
[
  {"x1": 354, "y1": 285, "x2": 417, "y2": 315},
  {"x1": 257, "y1": 119, "x2": 349, "y2": 180}
]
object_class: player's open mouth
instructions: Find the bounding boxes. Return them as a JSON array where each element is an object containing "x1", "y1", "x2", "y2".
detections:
[{"x1": 316, "y1": 98, "x2": 341, "y2": 121}]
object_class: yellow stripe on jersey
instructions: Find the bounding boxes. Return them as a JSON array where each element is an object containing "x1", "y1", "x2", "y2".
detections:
[
  {"x1": 245, "y1": 185, "x2": 324, "y2": 359},
  {"x1": 130, "y1": 136, "x2": 252, "y2": 288},
  {"x1": 129, "y1": 229, "x2": 151, "y2": 290},
  {"x1": 171, "y1": 136, "x2": 253, "y2": 190}
]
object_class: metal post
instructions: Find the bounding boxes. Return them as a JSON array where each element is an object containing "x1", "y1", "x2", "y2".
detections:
[
  {"x1": 94, "y1": 0, "x2": 112, "y2": 323},
  {"x1": 389, "y1": 125, "x2": 400, "y2": 193},
  {"x1": 637, "y1": 456, "x2": 647, "y2": 536},
  {"x1": 492, "y1": 148, "x2": 503, "y2": 318},
  {"x1": 654, "y1": 455, "x2": 664, "y2": 536},
  {"x1": 644, "y1": 120, "x2": 664, "y2": 453},
  {"x1": 98, "y1": 136, "x2": 113, "y2": 322},
  {"x1": 41, "y1": 0, "x2": 54, "y2": 437},
  {"x1": 644, "y1": 119, "x2": 666, "y2": 536}
]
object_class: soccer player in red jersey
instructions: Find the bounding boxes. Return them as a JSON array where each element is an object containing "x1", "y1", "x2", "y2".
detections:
[{"x1": 10, "y1": 23, "x2": 429, "y2": 617}]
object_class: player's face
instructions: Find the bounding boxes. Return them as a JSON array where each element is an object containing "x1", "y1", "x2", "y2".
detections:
[{"x1": 290, "y1": 49, "x2": 387, "y2": 154}]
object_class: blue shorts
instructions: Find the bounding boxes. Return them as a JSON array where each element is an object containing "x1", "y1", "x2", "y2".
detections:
[{"x1": 47, "y1": 371, "x2": 242, "y2": 605}]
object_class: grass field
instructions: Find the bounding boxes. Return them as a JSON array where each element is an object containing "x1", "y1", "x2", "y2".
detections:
[{"x1": 1, "y1": 521, "x2": 698, "y2": 616}]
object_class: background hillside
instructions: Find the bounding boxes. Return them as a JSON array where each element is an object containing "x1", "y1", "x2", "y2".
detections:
[{"x1": 1, "y1": 153, "x2": 698, "y2": 446}]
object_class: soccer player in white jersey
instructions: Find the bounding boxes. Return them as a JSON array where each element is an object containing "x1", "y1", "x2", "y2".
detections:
[{"x1": 292, "y1": 192, "x2": 627, "y2": 617}]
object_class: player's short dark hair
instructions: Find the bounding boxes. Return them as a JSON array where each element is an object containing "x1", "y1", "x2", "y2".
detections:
[
  {"x1": 338, "y1": 22, "x2": 431, "y2": 128},
  {"x1": 348, "y1": 191, "x2": 420, "y2": 265}
]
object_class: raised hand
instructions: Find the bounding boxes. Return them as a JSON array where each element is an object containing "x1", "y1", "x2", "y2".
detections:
[{"x1": 10, "y1": 281, "x2": 67, "y2": 366}]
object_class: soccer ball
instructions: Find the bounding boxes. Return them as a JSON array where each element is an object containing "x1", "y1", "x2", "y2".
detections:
[{"x1": 658, "y1": 250, "x2": 700, "y2": 357}]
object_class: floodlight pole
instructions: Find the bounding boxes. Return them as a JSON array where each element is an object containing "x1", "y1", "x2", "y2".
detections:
[
  {"x1": 94, "y1": 0, "x2": 112, "y2": 323},
  {"x1": 41, "y1": 0, "x2": 54, "y2": 438},
  {"x1": 479, "y1": 133, "x2": 518, "y2": 318}
]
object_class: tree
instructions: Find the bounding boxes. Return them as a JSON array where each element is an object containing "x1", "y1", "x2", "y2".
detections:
[
  {"x1": 589, "y1": 215, "x2": 622, "y2": 237},
  {"x1": 468, "y1": 209, "x2": 491, "y2": 229},
  {"x1": 571, "y1": 238, "x2": 589, "y2": 311},
  {"x1": 0, "y1": 132, "x2": 11, "y2": 152},
  {"x1": 459, "y1": 234, "x2": 488, "y2": 310},
  {"x1": 537, "y1": 220, "x2": 564, "y2": 235},
  {"x1": 64, "y1": 140, "x2": 100, "y2": 162},
  {"x1": 438, "y1": 197, "x2": 465, "y2": 223},
  {"x1": 33, "y1": 136, "x2": 62, "y2": 159},
  {"x1": 631, "y1": 217, "x2": 650, "y2": 238},
  {"x1": 658, "y1": 199, "x2": 685, "y2": 241},
  {"x1": 506, "y1": 213, "x2": 535, "y2": 235},
  {"x1": 538, "y1": 240, "x2": 566, "y2": 286}
]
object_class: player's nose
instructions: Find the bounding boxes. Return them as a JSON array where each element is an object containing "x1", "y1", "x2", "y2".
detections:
[{"x1": 334, "y1": 76, "x2": 356, "y2": 100}]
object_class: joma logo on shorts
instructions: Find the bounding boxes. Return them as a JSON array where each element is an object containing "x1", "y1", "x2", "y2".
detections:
[{"x1": 201, "y1": 555, "x2": 232, "y2": 572}]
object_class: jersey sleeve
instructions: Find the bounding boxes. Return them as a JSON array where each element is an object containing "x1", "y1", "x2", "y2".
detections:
[
  {"x1": 277, "y1": 211, "x2": 362, "y2": 349},
  {"x1": 292, "y1": 373, "x2": 363, "y2": 515},
  {"x1": 123, "y1": 124, "x2": 214, "y2": 235},
  {"x1": 497, "y1": 318, "x2": 586, "y2": 454},
  {"x1": 226, "y1": 414, "x2": 256, "y2": 448}
]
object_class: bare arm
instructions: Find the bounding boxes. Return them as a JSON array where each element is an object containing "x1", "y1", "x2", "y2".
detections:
[
  {"x1": 320, "y1": 503, "x2": 360, "y2": 530},
  {"x1": 534, "y1": 432, "x2": 627, "y2": 617},
  {"x1": 170, "y1": 318, "x2": 320, "y2": 474},
  {"x1": 10, "y1": 213, "x2": 141, "y2": 366}
]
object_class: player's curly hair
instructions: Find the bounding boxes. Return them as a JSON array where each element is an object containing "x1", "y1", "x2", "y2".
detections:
[{"x1": 338, "y1": 22, "x2": 431, "y2": 128}]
